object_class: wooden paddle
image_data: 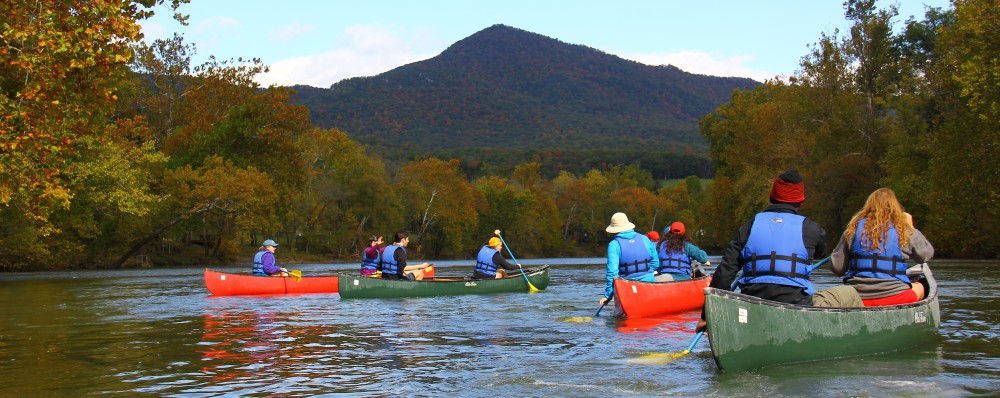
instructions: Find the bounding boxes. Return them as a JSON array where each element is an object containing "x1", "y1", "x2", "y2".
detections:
[{"x1": 494, "y1": 230, "x2": 541, "y2": 293}]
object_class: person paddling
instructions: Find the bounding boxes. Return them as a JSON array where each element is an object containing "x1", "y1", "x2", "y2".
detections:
[
  {"x1": 599, "y1": 212, "x2": 659, "y2": 315},
  {"x1": 379, "y1": 231, "x2": 433, "y2": 281},
  {"x1": 654, "y1": 221, "x2": 710, "y2": 282},
  {"x1": 830, "y1": 188, "x2": 934, "y2": 306},
  {"x1": 252, "y1": 239, "x2": 288, "y2": 277},
  {"x1": 697, "y1": 170, "x2": 861, "y2": 333},
  {"x1": 471, "y1": 237, "x2": 521, "y2": 279}
]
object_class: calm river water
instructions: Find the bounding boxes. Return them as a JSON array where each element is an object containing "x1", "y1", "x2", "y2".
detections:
[{"x1": 0, "y1": 258, "x2": 997, "y2": 397}]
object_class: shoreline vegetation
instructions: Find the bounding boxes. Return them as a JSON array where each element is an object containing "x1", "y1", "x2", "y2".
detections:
[{"x1": 2, "y1": 1, "x2": 996, "y2": 271}]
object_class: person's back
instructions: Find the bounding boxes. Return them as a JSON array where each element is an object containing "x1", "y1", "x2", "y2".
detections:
[
  {"x1": 831, "y1": 188, "x2": 934, "y2": 306},
  {"x1": 655, "y1": 222, "x2": 709, "y2": 282},
  {"x1": 380, "y1": 244, "x2": 404, "y2": 280},
  {"x1": 736, "y1": 208, "x2": 819, "y2": 304},
  {"x1": 706, "y1": 170, "x2": 825, "y2": 305},
  {"x1": 599, "y1": 212, "x2": 660, "y2": 312}
]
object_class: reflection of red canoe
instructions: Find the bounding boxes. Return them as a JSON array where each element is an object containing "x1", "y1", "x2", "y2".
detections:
[
  {"x1": 615, "y1": 311, "x2": 702, "y2": 334},
  {"x1": 613, "y1": 275, "x2": 711, "y2": 318},
  {"x1": 203, "y1": 269, "x2": 339, "y2": 296}
]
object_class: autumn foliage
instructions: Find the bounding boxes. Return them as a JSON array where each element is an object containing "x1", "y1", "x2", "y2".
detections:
[{"x1": 0, "y1": 1, "x2": 995, "y2": 270}]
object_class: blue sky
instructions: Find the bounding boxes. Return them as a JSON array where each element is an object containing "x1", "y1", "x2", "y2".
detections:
[{"x1": 140, "y1": 0, "x2": 952, "y2": 88}]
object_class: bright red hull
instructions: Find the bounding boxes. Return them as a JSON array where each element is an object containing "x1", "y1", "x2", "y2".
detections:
[
  {"x1": 613, "y1": 275, "x2": 712, "y2": 318},
  {"x1": 204, "y1": 269, "x2": 339, "y2": 296}
]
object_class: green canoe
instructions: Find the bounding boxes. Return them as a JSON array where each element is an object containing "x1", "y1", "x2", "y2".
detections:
[
  {"x1": 338, "y1": 266, "x2": 550, "y2": 299},
  {"x1": 704, "y1": 264, "x2": 940, "y2": 372}
]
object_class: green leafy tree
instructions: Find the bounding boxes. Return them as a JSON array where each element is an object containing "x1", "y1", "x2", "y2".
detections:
[
  {"x1": 921, "y1": 0, "x2": 999, "y2": 257},
  {"x1": 291, "y1": 128, "x2": 401, "y2": 258},
  {"x1": 0, "y1": 0, "x2": 186, "y2": 269},
  {"x1": 394, "y1": 158, "x2": 485, "y2": 258}
]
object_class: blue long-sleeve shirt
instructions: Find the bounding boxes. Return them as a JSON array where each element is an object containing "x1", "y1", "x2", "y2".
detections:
[{"x1": 604, "y1": 230, "x2": 659, "y2": 299}]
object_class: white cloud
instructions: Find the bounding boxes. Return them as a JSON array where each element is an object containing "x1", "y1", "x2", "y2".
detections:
[
  {"x1": 256, "y1": 24, "x2": 442, "y2": 88},
  {"x1": 274, "y1": 21, "x2": 314, "y2": 42},
  {"x1": 620, "y1": 50, "x2": 778, "y2": 82},
  {"x1": 192, "y1": 16, "x2": 240, "y2": 33}
]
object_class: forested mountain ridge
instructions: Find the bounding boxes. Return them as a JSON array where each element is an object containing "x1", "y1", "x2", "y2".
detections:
[{"x1": 291, "y1": 24, "x2": 759, "y2": 177}]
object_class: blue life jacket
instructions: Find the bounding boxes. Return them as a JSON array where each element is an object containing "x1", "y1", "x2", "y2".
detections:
[
  {"x1": 252, "y1": 250, "x2": 270, "y2": 276},
  {"x1": 361, "y1": 248, "x2": 380, "y2": 273},
  {"x1": 846, "y1": 218, "x2": 910, "y2": 284},
  {"x1": 380, "y1": 245, "x2": 403, "y2": 277},
  {"x1": 738, "y1": 212, "x2": 814, "y2": 294},
  {"x1": 475, "y1": 246, "x2": 499, "y2": 276},
  {"x1": 657, "y1": 243, "x2": 692, "y2": 275},
  {"x1": 616, "y1": 235, "x2": 653, "y2": 277}
]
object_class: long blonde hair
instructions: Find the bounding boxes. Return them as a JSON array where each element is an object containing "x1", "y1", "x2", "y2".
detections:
[{"x1": 844, "y1": 188, "x2": 913, "y2": 251}]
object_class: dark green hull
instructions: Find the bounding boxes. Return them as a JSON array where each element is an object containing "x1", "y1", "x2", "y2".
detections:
[
  {"x1": 338, "y1": 266, "x2": 550, "y2": 299},
  {"x1": 705, "y1": 266, "x2": 940, "y2": 372}
]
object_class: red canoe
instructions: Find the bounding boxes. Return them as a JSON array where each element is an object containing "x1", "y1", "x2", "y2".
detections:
[
  {"x1": 613, "y1": 275, "x2": 712, "y2": 318},
  {"x1": 203, "y1": 269, "x2": 339, "y2": 296}
]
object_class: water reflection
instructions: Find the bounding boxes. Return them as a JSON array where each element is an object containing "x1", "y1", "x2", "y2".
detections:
[
  {"x1": 1, "y1": 260, "x2": 998, "y2": 396},
  {"x1": 613, "y1": 311, "x2": 701, "y2": 334}
]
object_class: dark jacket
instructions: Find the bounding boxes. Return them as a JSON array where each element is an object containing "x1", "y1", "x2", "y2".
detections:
[{"x1": 706, "y1": 203, "x2": 827, "y2": 306}]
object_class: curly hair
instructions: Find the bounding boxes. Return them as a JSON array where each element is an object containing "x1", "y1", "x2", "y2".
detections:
[{"x1": 844, "y1": 188, "x2": 913, "y2": 251}]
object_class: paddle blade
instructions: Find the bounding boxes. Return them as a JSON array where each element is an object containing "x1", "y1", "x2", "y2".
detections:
[
  {"x1": 556, "y1": 316, "x2": 596, "y2": 323},
  {"x1": 628, "y1": 350, "x2": 690, "y2": 365},
  {"x1": 527, "y1": 281, "x2": 541, "y2": 293},
  {"x1": 288, "y1": 270, "x2": 302, "y2": 281},
  {"x1": 628, "y1": 331, "x2": 704, "y2": 365}
]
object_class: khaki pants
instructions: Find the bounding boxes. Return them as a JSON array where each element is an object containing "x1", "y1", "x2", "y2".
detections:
[{"x1": 813, "y1": 285, "x2": 864, "y2": 308}]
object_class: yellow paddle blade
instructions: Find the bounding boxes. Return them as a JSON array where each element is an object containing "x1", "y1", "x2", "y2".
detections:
[
  {"x1": 288, "y1": 270, "x2": 302, "y2": 281},
  {"x1": 527, "y1": 281, "x2": 541, "y2": 293},
  {"x1": 556, "y1": 316, "x2": 596, "y2": 323},
  {"x1": 627, "y1": 350, "x2": 690, "y2": 365}
]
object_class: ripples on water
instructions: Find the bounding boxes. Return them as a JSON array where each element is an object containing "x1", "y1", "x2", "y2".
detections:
[{"x1": 0, "y1": 259, "x2": 997, "y2": 396}]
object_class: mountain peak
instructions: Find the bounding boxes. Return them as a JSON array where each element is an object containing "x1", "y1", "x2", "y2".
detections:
[{"x1": 293, "y1": 25, "x2": 759, "y2": 177}]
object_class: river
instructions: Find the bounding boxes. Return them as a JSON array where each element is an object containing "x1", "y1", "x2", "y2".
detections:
[{"x1": 0, "y1": 259, "x2": 997, "y2": 397}]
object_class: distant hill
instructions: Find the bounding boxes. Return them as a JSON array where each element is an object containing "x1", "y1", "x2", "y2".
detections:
[{"x1": 291, "y1": 24, "x2": 760, "y2": 178}]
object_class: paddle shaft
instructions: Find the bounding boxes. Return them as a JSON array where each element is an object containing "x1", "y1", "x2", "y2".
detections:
[
  {"x1": 685, "y1": 330, "x2": 705, "y2": 353},
  {"x1": 495, "y1": 233, "x2": 539, "y2": 292},
  {"x1": 595, "y1": 288, "x2": 613, "y2": 317}
]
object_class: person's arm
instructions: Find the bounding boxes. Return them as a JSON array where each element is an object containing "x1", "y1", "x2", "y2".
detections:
[
  {"x1": 493, "y1": 252, "x2": 519, "y2": 270},
  {"x1": 603, "y1": 240, "x2": 621, "y2": 300},
  {"x1": 685, "y1": 242, "x2": 709, "y2": 264},
  {"x1": 805, "y1": 219, "x2": 828, "y2": 259},
  {"x1": 707, "y1": 220, "x2": 751, "y2": 291},
  {"x1": 830, "y1": 235, "x2": 850, "y2": 276},
  {"x1": 646, "y1": 238, "x2": 660, "y2": 271},
  {"x1": 399, "y1": 250, "x2": 431, "y2": 271},
  {"x1": 262, "y1": 252, "x2": 281, "y2": 275},
  {"x1": 905, "y1": 229, "x2": 934, "y2": 263}
]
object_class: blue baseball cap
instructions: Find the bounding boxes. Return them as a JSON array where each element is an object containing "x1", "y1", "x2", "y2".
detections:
[{"x1": 262, "y1": 239, "x2": 279, "y2": 247}]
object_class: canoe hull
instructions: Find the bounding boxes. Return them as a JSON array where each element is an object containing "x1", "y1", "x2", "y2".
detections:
[
  {"x1": 705, "y1": 266, "x2": 940, "y2": 372},
  {"x1": 613, "y1": 275, "x2": 712, "y2": 318},
  {"x1": 204, "y1": 269, "x2": 339, "y2": 296},
  {"x1": 338, "y1": 266, "x2": 550, "y2": 298}
]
